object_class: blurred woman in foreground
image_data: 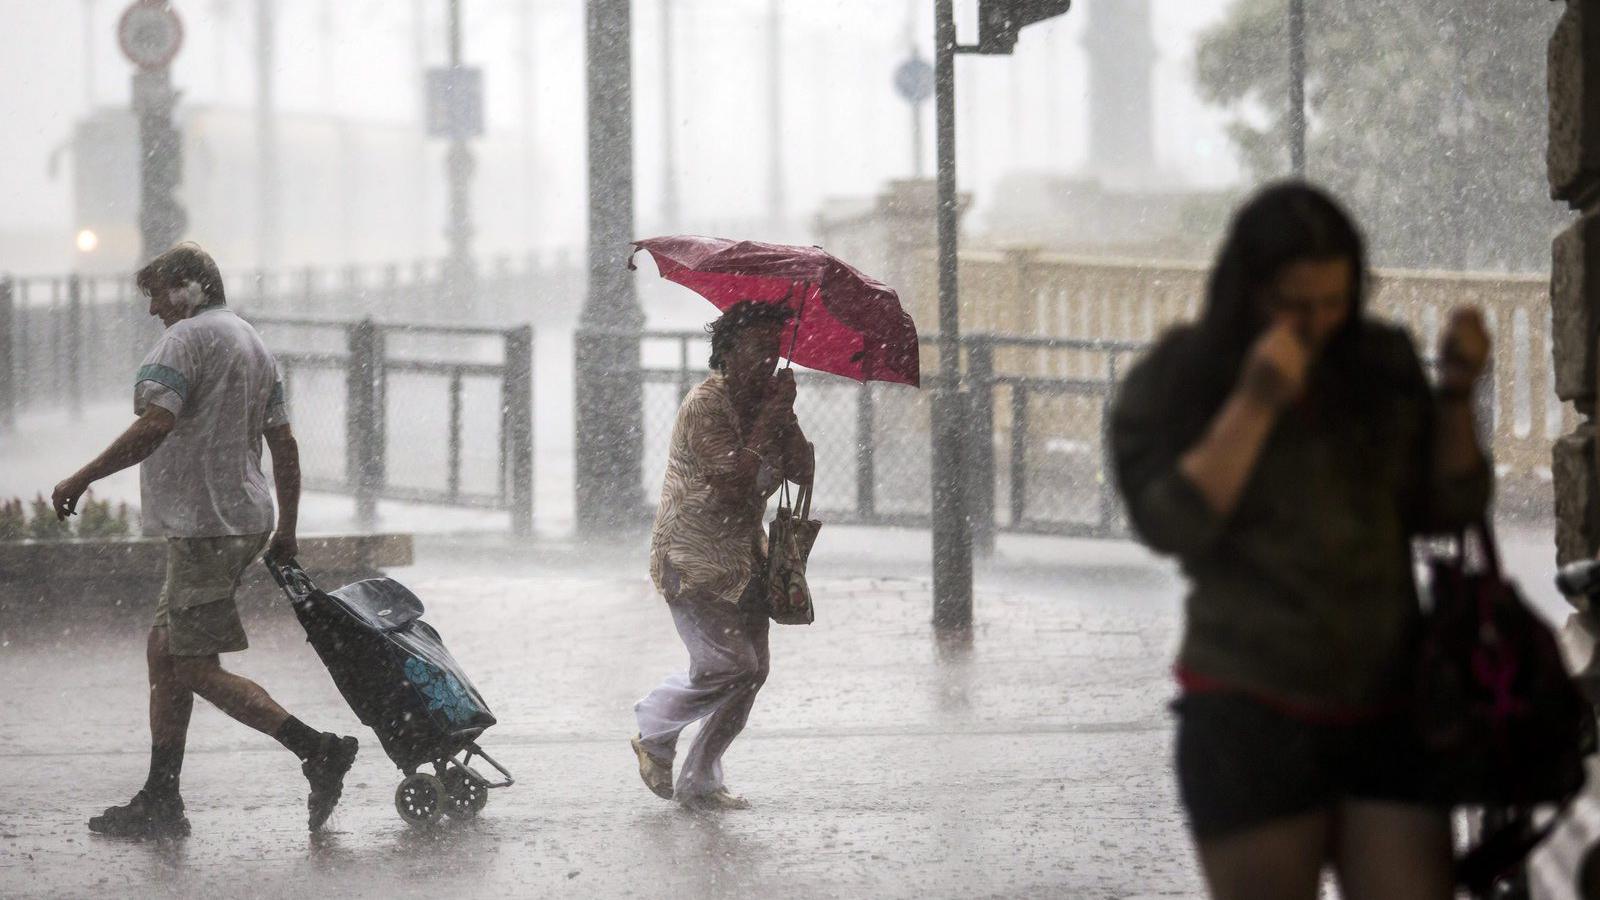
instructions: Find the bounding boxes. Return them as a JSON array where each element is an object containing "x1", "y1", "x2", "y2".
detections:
[{"x1": 1111, "y1": 183, "x2": 1491, "y2": 899}]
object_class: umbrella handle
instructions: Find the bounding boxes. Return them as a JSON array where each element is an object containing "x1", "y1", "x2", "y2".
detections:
[{"x1": 784, "y1": 281, "x2": 808, "y2": 370}]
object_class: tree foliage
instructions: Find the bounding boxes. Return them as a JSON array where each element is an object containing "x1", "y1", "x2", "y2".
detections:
[{"x1": 1195, "y1": 0, "x2": 1566, "y2": 272}]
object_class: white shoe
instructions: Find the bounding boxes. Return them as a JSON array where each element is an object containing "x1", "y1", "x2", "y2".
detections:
[
  {"x1": 679, "y1": 788, "x2": 750, "y2": 811},
  {"x1": 631, "y1": 735, "x2": 674, "y2": 800}
]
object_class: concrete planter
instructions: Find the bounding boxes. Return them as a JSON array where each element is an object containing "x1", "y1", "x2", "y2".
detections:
[{"x1": 0, "y1": 533, "x2": 412, "y2": 644}]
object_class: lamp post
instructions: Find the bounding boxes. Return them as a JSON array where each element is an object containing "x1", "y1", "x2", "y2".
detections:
[
  {"x1": 930, "y1": 0, "x2": 1072, "y2": 636},
  {"x1": 1287, "y1": 0, "x2": 1306, "y2": 176},
  {"x1": 575, "y1": 0, "x2": 646, "y2": 535},
  {"x1": 931, "y1": 0, "x2": 972, "y2": 634},
  {"x1": 443, "y1": 0, "x2": 477, "y2": 293},
  {"x1": 659, "y1": 0, "x2": 679, "y2": 230},
  {"x1": 255, "y1": 0, "x2": 279, "y2": 270},
  {"x1": 119, "y1": 0, "x2": 187, "y2": 263}
]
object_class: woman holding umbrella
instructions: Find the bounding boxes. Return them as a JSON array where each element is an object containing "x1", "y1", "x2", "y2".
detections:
[{"x1": 632, "y1": 300, "x2": 815, "y2": 810}]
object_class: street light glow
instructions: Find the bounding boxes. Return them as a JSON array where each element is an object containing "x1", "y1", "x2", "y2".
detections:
[{"x1": 75, "y1": 229, "x2": 99, "y2": 253}]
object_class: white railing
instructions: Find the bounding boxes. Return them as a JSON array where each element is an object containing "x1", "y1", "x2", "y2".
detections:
[{"x1": 904, "y1": 250, "x2": 1563, "y2": 489}]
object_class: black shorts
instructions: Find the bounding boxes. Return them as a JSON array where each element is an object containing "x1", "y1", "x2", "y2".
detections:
[{"x1": 1174, "y1": 692, "x2": 1444, "y2": 841}]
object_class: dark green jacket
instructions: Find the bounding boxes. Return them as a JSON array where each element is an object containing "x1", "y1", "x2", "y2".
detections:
[{"x1": 1111, "y1": 322, "x2": 1491, "y2": 709}]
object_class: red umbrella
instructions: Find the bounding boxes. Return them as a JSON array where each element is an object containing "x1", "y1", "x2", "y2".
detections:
[{"x1": 630, "y1": 236, "x2": 921, "y2": 387}]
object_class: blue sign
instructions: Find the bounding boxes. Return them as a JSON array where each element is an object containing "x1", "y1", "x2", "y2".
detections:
[{"x1": 894, "y1": 55, "x2": 935, "y2": 105}]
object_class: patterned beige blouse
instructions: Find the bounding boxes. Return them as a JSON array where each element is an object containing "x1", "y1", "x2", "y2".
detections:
[{"x1": 649, "y1": 373, "x2": 783, "y2": 604}]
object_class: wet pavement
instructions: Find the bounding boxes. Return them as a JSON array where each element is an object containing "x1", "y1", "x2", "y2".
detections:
[
  {"x1": 0, "y1": 536, "x2": 1200, "y2": 899},
  {"x1": 2, "y1": 403, "x2": 1580, "y2": 897}
]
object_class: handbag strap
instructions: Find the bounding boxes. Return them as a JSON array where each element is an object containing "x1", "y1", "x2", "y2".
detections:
[
  {"x1": 797, "y1": 447, "x2": 814, "y2": 520},
  {"x1": 1450, "y1": 517, "x2": 1504, "y2": 582},
  {"x1": 1457, "y1": 800, "x2": 1575, "y2": 894},
  {"x1": 1475, "y1": 517, "x2": 1504, "y2": 581}
]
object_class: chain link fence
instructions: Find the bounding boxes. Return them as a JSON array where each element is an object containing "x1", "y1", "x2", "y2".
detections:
[{"x1": 639, "y1": 330, "x2": 1143, "y2": 542}]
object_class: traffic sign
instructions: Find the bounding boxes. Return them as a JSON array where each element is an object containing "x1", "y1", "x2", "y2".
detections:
[
  {"x1": 976, "y1": 0, "x2": 1071, "y2": 55},
  {"x1": 426, "y1": 67, "x2": 485, "y2": 139},
  {"x1": 894, "y1": 54, "x2": 935, "y2": 105},
  {"x1": 118, "y1": 0, "x2": 184, "y2": 71}
]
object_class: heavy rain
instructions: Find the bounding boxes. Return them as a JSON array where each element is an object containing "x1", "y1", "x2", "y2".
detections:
[{"x1": 0, "y1": 1, "x2": 1596, "y2": 898}]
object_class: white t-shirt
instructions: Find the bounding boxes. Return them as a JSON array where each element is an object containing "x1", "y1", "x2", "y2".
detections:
[{"x1": 134, "y1": 305, "x2": 288, "y2": 537}]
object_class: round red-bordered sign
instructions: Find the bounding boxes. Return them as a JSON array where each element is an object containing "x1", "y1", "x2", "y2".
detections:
[{"x1": 118, "y1": 0, "x2": 184, "y2": 70}]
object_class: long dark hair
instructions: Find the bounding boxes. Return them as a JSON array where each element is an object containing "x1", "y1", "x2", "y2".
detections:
[{"x1": 1171, "y1": 182, "x2": 1371, "y2": 442}]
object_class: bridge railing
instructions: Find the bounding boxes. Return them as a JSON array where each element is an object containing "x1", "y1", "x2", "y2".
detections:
[
  {"x1": 0, "y1": 251, "x2": 580, "y2": 426},
  {"x1": 903, "y1": 251, "x2": 1559, "y2": 502}
]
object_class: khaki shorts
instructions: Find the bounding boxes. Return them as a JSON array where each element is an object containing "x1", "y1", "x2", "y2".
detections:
[{"x1": 153, "y1": 533, "x2": 270, "y2": 657}]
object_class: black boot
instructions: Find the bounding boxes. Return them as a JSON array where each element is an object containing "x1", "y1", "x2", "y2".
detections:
[
  {"x1": 87, "y1": 790, "x2": 190, "y2": 839},
  {"x1": 302, "y1": 733, "x2": 359, "y2": 831}
]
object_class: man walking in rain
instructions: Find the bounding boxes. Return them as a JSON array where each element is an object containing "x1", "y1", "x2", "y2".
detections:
[{"x1": 51, "y1": 244, "x2": 359, "y2": 838}]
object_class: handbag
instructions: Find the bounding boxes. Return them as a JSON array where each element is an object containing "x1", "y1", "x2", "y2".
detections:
[
  {"x1": 1414, "y1": 520, "x2": 1595, "y2": 890},
  {"x1": 765, "y1": 475, "x2": 821, "y2": 625}
]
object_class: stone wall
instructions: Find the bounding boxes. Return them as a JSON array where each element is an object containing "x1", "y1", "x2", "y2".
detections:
[
  {"x1": 1550, "y1": 0, "x2": 1600, "y2": 565},
  {"x1": 1536, "y1": 6, "x2": 1600, "y2": 894}
]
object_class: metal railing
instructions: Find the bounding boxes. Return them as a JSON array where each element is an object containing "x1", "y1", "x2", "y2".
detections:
[
  {"x1": 639, "y1": 329, "x2": 1148, "y2": 543},
  {"x1": 639, "y1": 328, "x2": 1498, "y2": 545},
  {"x1": 251, "y1": 315, "x2": 535, "y2": 535},
  {"x1": 0, "y1": 252, "x2": 581, "y2": 426}
]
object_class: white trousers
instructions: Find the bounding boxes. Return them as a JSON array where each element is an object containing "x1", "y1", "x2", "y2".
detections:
[{"x1": 635, "y1": 593, "x2": 771, "y2": 799}]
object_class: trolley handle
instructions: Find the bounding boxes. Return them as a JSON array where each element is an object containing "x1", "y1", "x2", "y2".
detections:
[{"x1": 262, "y1": 552, "x2": 317, "y2": 597}]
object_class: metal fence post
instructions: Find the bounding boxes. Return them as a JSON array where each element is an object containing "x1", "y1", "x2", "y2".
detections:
[
  {"x1": 125, "y1": 279, "x2": 148, "y2": 378},
  {"x1": 1100, "y1": 352, "x2": 1124, "y2": 536},
  {"x1": 346, "y1": 318, "x2": 383, "y2": 530},
  {"x1": 67, "y1": 275, "x2": 83, "y2": 417},
  {"x1": 1475, "y1": 357, "x2": 1496, "y2": 467},
  {"x1": 967, "y1": 336, "x2": 997, "y2": 556},
  {"x1": 383, "y1": 264, "x2": 400, "y2": 319},
  {"x1": 676, "y1": 335, "x2": 693, "y2": 401},
  {"x1": 343, "y1": 266, "x2": 362, "y2": 319},
  {"x1": 301, "y1": 267, "x2": 316, "y2": 317},
  {"x1": 503, "y1": 325, "x2": 535, "y2": 537},
  {"x1": 1010, "y1": 383, "x2": 1030, "y2": 527},
  {"x1": 0, "y1": 277, "x2": 13, "y2": 428},
  {"x1": 855, "y1": 381, "x2": 877, "y2": 522}
]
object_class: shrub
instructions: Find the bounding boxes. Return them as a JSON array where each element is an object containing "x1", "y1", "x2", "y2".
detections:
[
  {"x1": 28, "y1": 496, "x2": 70, "y2": 541},
  {"x1": 0, "y1": 495, "x2": 138, "y2": 542},
  {"x1": 0, "y1": 499, "x2": 23, "y2": 542}
]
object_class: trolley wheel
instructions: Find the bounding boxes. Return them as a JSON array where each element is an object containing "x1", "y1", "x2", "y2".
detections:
[
  {"x1": 394, "y1": 773, "x2": 446, "y2": 826},
  {"x1": 441, "y1": 767, "x2": 489, "y2": 819}
]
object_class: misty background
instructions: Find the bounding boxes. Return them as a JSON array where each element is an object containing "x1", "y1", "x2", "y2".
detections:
[{"x1": 2, "y1": 1, "x2": 1256, "y2": 276}]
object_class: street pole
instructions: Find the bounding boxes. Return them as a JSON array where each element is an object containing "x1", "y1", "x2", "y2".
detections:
[
  {"x1": 83, "y1": 0, "x2": 98, "y2": 110},
  {"x1": 519, "y1": 0, "x2": 537, "y2": 245},
  {"x1": 1449, "y1": 5, "x2": 1470, "y2": 270},
  {"x1": 134, "y1": 67, "x2": 184, "y2": 263},
  {"x1": 904, "y1": 0, "x2": 922, "y2": 177},
  {"x1": 575, "y1": 0, "x2": 646, "y2": 535},
  {"x1": 911, "y1": 92, "x2": 925, "y2": 178},
  {"x1": 931, "y1": 0, "x2": 973, "y2": 635},
  {"x1": 255, "y1": 0, "x2": 280, "y2": 271},
  {"x1": 444, "y1": 0, "x2": 477, "y2": 294},
  {"x1": 411, "y1": 0, "x2": 427, "y2": 260},
  {"x1": 766, "y1": 0, "x2": 784, "y2": 233},
  {"x1": 1287, "y1": 0, "x2": 1306, "y2": 176},
  {"x1": 659, "y1": 0, "x2": 679, "y2": 230}
]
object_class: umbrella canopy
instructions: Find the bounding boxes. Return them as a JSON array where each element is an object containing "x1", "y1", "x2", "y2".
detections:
[{"x1": 630, "y1": 236, "x2": 921, "y2": 387}]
